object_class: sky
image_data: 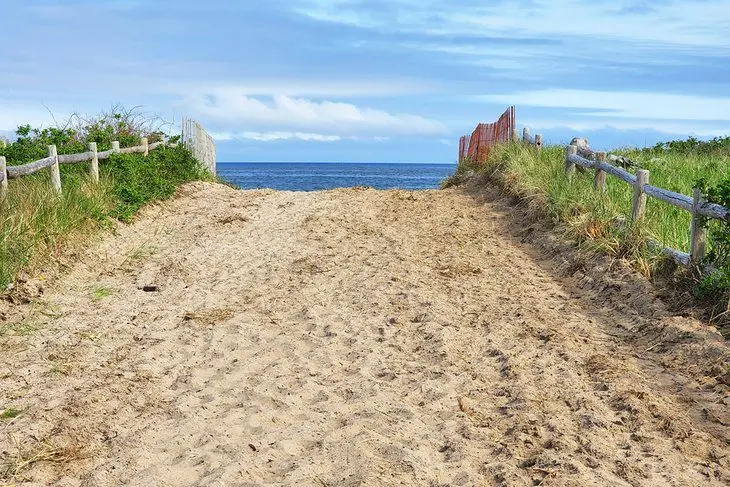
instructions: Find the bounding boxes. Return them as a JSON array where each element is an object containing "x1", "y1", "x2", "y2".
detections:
[{"x1": 1, "y1": 0, "x2": 729, "y2": 163}]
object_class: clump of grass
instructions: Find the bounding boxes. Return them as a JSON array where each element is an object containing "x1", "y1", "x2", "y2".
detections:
[
  {"x1": 0, "y1": 138, "x2": 212, "y2": 291},
  {"x1": 105, "y1": 144, "x2": 213, "y2": 222},
  {"x1": 0, "y1": 167, "x2": 113, "y2": 289},
  {"x1": 92, "y1": 286, "x2": 111, "y2": 300},
  {"x1": 1, "y1": 438, "x2": 83, "y2": 482},
  {"x1": 1, "y1": 408, "x2": 23, "y2": 420},
  {"x1": 448, "y1": 139, "x2": 730, "y2": 316},
  {"x1": 479, "y1": 141, "x2": 728, "y2": 256},
  {"x1": 441, "y1": 156, "x2": 481, "y2": 188}
]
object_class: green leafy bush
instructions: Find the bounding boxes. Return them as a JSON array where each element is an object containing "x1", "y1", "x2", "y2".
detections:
[
  {"x1": 647, "y1": 135, "x2": 730, "y2": 156},
  {"x1": 105, "y1": 145, "x2": 211, "y2": 222},
  {"x1": 0, "y1": 106, "x2": 168, "y2": 165},
  {"x1": 0, "y1": 109, "x2": 211, "y2": 290},
  {"x1": 696, "y1": 177, "x2": 730, "y2": 298}
]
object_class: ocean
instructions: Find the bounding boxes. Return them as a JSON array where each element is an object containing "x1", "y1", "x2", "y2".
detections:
[{"x1": 217, "y1": 162, "x2": 456, "y2": 191}]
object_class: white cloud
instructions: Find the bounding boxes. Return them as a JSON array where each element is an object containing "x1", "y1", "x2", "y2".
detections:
[
  {"x1": 213, "y1": 131, "x2": 342, "y2": 142},
  {"x1": 172, "y1": 79, "x2": 435, "y2": 99},
  {"x1": 212, "y1": 131, "x2": 395, "y2": 143},
  {"x1": 523, "y1": 119, "x2": 729, "y2": 138},
  {"x1": 295, "y1": 0, "x2": 730, "y2": 51},
  {"x1": 184, "y1": 90, "x2": 448, "y2": 136},
  {"x1": 479, "y1": 89, "x2": 730, "y2": 122}
]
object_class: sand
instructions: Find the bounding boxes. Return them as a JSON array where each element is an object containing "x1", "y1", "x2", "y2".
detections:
[{"x1": 1, "y1": 181, "x2": 728, "y2": 486}]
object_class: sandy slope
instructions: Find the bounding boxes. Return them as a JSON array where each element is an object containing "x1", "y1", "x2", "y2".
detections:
[{"x1": 1, "y1": 182, "x2": 728, "y2": 486}]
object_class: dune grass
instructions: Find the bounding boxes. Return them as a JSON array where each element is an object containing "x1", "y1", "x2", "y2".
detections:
[
  {"x1": 445, "y1": 141, "x2": 730, "y2": 315},
  {"x1": 0, "y1": 145, "x2": 212, "y2": 290},
  {"x1": 478, "y1": 143, "x2": 728, "y2": 254}
]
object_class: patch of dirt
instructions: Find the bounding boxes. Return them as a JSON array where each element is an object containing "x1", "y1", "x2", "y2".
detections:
[{"x1": 0, "y1": 181, "x2": 727, "y2": 486}]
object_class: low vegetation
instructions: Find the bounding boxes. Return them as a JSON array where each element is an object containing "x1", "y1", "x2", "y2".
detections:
[
  {"x1": 444, "y1": 136, "x2": 730, "y2": 323},
  {"x1": 0, "y1": 108, "x2": 213, "y2": 290}
]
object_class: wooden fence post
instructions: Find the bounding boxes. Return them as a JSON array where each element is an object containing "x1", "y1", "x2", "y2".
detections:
[
  {"x1": 0, "y1": 156, "x2": 7, "y2": 202},
  {"x1": 564, "y1": 145, "x2": 577, "y2": 180},
  {"x1": 632, "y1": 169, "x2": 649, "y2": 221},
  {"x1": 522, "y1": 127, "x2": 530, "y2": 144},
  {"x1": 593, "y1": 151, "x2": 607, "y2": 191},
  {"x1": 88, "y1": 142, "x2": 99, "y2": 184},
  {"x1": 690, "y1": 188, "x2": 708, "y2": 266},
  {"x1": 535, "y1": 134, "x2": 543, "y2": 153},
  {"x1": 48, "y1": 145, "x2": 61, "y2": 194},
  {"x1": 513, "y1": 129, "x2": 519, "y2": 143},
  {"x1": 111, "y1": 141, "x2": 120, "y2": 154},
  {"x1": 141, "y1": 137, "x2": 149, "y2": 156}
]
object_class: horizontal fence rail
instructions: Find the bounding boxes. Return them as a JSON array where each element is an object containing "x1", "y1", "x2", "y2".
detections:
[
  {"x1": 563, "y1": 140, "x2": 730, "y2": 268},
  {"x1": 0, "y1": 138, "x2": 174, "y2": 201},
  {"x1": 1, "y1": 117, "x2": 214, "y2": 204}
]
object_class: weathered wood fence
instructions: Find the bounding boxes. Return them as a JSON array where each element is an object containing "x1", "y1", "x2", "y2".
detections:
[
  {"x1": 458, "y1": 106, "x2": 516, "y2": 164},
  {"x1": 182, "y1": 117, "x2": 216, "y2": 175},
  {"x1": 0, "y1": 138, "x2": 170, "y2": 201},
  {"x1": 564, "y1": 141, "x2": 730, "y2": 267},
  {"x1": 515, "y1": 127, "x2": 543, "y2": 152}
]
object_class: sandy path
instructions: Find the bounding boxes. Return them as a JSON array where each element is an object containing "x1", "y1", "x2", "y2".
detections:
[{"x1": 1, "y1": 182, "x2": 728, "y2": 486}]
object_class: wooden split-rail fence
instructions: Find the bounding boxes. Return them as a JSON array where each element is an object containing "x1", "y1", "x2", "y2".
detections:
[
  {"x1": 458, "y1": 107, "x2": 727, "y2": 269},
  {"x1": 0, "y1": 138, "x2": 171, "y2": 201},
  {"x1": 564, "y1": 142, "x2": 730, "y2": 267}
]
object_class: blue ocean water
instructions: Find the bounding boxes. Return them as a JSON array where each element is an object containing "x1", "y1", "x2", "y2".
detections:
[{"x1": 217, "y1": 162, "x2": 456, "y2": 191}]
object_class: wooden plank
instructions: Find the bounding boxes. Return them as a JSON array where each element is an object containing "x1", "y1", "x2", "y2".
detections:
[
  {"x1": 6, "y1": 156, "x2": 56, "y2": 178},
  {"x1": 697, "y1": 201, "x2": 730, "y2": 222},
  {"x1": 597, "y1": 161, "x2": 636, "y2": 185},
  {"x1": 690, "y1": 189, "x2": 708, "y2": 265},
  {"x1": 567, "y1": 153, "x2": 594, "y2": 169},
  {"x1": 647, "y1": 239, "x2": 691, "y2": 266},
  {"x1": 48, "y1": 145, "x2": 61, "y2": 194},
  {"x1": 522, "y1": 127, "x2": 530, "y2": 144},
  {"x1": 632, "y1": 169, "x2": 649, "y2": 221},
  {"x1": 89, "y1": 142, "x2": 99, "y2": 184},
  {"x1": 58, "y1": 151, "x2": 94, "y2": 164},
  {"x1": 565, "y1": 145, "x2": 577, "y2": 179},
  {"x1": 119, "y1": 146, "x2": 143, "y2": 154},
  {"x1": 0, "y1": 156, "x2": 7, "y2": 202},
  {"x1": 96, "y1": 149, "x2": 114, "y2": 160},
  {"x1": 643, "y1": 185, "x2": 693, "y2": 212},
  {"x1": 593, "y1": 152, "x2": 607, "y2": 191}
]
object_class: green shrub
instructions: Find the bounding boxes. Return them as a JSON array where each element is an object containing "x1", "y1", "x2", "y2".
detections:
[
  {"x1": 0, "y1": 109, "x2": 211, "y2": 290},
  {"x1": 105, "y1": 145, "x2": 211, "y2": 222},
  {"x1": 695, "y1": 177, "x2": 730, "y2": 298}
]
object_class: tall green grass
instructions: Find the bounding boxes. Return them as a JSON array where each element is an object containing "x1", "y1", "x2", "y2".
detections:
[
  {"x1": 0, "y1": 145, "x2": 212, "y2": 289},
  {"x1": 464, "y1": 142, "x2": 729, "y2": 256}
]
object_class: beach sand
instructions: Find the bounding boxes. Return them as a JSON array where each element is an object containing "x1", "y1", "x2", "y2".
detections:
[{"x1": 1, "y1": 182, "x2": 728, "y2": 486}]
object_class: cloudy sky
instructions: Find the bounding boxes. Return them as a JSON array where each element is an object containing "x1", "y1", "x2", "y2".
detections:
[{"x1": 2, "y1": 0, "x2": 729, "y2": 162}]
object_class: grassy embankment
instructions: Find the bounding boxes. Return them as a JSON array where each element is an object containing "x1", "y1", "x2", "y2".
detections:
[
  {"x1": 0, "y1": 110, "x2": 213, "y2": 291},
  {"x1": 444, "y1": 136, "x2": 730, "y2": 319}
]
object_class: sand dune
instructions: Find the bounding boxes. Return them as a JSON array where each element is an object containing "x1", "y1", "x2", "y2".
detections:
[{"x1": 1, "y1": 182, "x2": 728, "y2": 486}]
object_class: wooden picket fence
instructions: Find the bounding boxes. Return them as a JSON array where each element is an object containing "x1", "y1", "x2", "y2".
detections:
[
  {"x1": 564, "y1": 142, "x2": 730, "y2": 267},
  {"x1": 0, "y1": 138, "x2": 171, "y2": 201}
]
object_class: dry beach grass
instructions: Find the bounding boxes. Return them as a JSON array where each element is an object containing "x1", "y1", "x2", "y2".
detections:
[{"x1": 0, "y1": 182, "x2": 728, "y2": 486}]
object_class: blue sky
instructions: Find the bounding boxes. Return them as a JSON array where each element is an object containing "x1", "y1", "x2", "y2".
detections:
[{"x1": 1, "y1": 0, "x2": 729, "y2": 162}]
